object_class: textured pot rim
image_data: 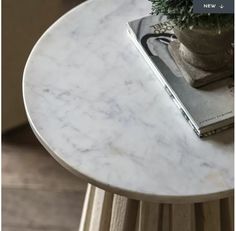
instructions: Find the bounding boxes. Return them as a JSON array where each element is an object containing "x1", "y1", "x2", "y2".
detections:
[{"x1": 174, "y1": 24, "x2": 234, "y2": 35}]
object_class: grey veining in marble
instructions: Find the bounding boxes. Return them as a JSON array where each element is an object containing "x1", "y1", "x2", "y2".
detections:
[{"x1": 23, "y1": 0, "x2": 234, "y2": 202}]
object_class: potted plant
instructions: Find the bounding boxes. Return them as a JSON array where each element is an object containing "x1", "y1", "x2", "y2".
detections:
[{"x1": 149, "y1": 0, "x2": 234, "y2": 83}]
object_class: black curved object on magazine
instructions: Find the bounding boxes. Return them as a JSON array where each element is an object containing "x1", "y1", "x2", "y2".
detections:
[{"x1": 141, "y1": 33, "x2": 177, "y2": 56}]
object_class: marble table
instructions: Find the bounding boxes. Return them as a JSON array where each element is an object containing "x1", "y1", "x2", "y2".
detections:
[{"x1": 23, "y1": 0, "x2": 234, "y2": 230}]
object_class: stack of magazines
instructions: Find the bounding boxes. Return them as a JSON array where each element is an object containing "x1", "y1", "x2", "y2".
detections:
[{"x1": 127, "y1": 15, "x2": 234, "y2": 137}]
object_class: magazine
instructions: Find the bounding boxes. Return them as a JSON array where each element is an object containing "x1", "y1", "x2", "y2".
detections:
[{"x1": 127, "y1": 15, "x2": 234, "y2": 137}]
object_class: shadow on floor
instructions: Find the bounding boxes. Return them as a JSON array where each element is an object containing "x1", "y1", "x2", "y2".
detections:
[{"x1": 2, "y1": 124, "x2": 87, "y2": 231}]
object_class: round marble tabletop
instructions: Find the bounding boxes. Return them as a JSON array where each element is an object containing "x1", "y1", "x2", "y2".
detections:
[{"x1": 23, "y1": 0, "x2": 234, "y2": 203}]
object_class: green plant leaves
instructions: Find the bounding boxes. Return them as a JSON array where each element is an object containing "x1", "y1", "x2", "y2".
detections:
[{"x1": 149, "y1": 0, "x2": 233, "y2": 29}]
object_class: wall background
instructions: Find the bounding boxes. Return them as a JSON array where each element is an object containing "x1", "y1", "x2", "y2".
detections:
[{"x1": 2, "y1": 0, "x2": 84, "y2": 132}]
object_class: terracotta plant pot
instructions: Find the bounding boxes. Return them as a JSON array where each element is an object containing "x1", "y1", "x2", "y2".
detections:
[{"x1": 174, "y1": 26, "x2": 234, "y2": 72}]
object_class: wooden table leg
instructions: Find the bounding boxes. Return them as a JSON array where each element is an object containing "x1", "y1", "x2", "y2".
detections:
[
  {"x1": 171, "y1": 204, "x2": 194, "y2": 231},
  {"x1": 79, "y1": 185, "x2": 234, "y2": 231},
  {"x1": 220, "y1": 197, "x2": 234, "y2": 231},
  {"x1": 137, "y1": 201, "x2": 161, "y2": 231}
]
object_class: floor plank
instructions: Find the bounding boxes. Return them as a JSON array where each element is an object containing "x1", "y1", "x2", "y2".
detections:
[
  {"x1": 3, "y1": 125, "x2": 87, "y2": 191},
  {"x1": 3, "y1": 226, "x2": 74, "y2": 231},
  {"x1": 2, "y1": 143, "x2": 86, "y2": 191},
  {"x1": 3, "y1": 188, "x2": 85, "y2": 229},
  {"x1": 2, "y1": 125, "x2": 87, "y2": 231}
]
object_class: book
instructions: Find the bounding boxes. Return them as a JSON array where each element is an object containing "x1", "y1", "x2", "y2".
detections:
[{"x1": 127, "y1": 15, "x2": 234, "y2": 137}]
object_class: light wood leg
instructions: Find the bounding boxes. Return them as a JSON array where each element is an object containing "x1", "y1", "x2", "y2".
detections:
[
  {"x1": 220, "y1": 197, "x2": 234, "y2": 231},
  {"x1": 137, "y1": 201, "x2": 160, "y2": 231},
  {"x1": 79, "y1": 184, "x2": 96, "y2": 231},
  {"x1": 109, "y1": 195, "x2": 139, "y2": 231},
  {"x1": 79, "y1": 185, "x2": 234, "y2": 231},
  {"x1": 89, "y1": 187, "x2": 113, "y2": 231},
  {"x1": 162, "y1": 204, "x2": 171, "y2": 231},
  {"x1": 172, "y1": 204, "x2": 194, "y2": 231},
  {"x1": 109, "y1": 195, "x2": 128, "y2": 231},
  {"x1": 195, "y1": 200, "x2": 221, "y2": 231}
]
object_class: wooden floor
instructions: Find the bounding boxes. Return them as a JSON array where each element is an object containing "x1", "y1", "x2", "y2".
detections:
[{"x1": 2, "y1": 125, "x2": 87, "y2": 231}]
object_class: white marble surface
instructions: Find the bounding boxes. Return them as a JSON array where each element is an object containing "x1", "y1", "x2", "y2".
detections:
[{"x1": 23, "y1": 0, "x2": 234, "y2": 203}]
